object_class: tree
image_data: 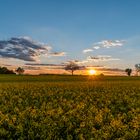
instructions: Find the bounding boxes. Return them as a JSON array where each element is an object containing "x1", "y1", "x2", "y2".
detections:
[
  {"x1": 135, "y1": 64, "x2": 140, "y2": 76},
  {"x1": 125, "y1": 68, "x2": 132, "y2": 76},
  {"x1": 0, "y1": 67, "x2": 15, "y2": 74},
  {"x1": 65, "y1": 62, "x2": 80, "y2": 75},
  {"x1": 15, "y1": 67, "x2": 24, "y2": 75}
]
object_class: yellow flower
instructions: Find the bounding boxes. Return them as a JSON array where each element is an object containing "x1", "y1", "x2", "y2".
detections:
[
  {"x1": 95, "y1": 111, "x2": 103, "y2": 123},
  {"x1": 110, "y1": 119, "x2": 122, "y2": 129}
]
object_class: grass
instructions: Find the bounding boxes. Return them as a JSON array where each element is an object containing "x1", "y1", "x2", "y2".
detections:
[{"x1": 0, "y1": 75, "x2": 140, "y2": 139}]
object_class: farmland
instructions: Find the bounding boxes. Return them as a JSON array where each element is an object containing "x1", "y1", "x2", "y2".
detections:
[{"x1": 0, "y1": 75, "x2": 140, "y2": 139}]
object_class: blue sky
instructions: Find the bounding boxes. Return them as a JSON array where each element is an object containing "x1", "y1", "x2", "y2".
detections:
[{"x1": 0, "y1": 0, "x2": 140, "y2": 73}]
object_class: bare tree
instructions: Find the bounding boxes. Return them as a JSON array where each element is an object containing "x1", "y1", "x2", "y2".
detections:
[
  {"x1": 65, "y1": 62, "x2": 80, "y2": 75},
  {"x1": 15, "y1": 67, "x2": 25, "y2": 75},
  {"x1": 135, "y1": 64, "x2": 140, "y2": 76},
  {"x1": 125, "y1": 68, "x2": 132, "y2": 76}
]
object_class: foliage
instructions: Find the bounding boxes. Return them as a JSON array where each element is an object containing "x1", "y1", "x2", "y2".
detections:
[
  {"x1": 0, "y1": 67, "x2": 15, "y2": 74},
  {"x1": 125, "y1": 68, "x2": 132, "y2": 76},
  {"x1": 15, "y1": 67, "x2": 25, "y2": 75},
  {"x1": 65, "y1": 62, "x2": 80, "y2": 75},
  {"x1": 0, "y1": 75, "x2": 139, "y2": 139}
]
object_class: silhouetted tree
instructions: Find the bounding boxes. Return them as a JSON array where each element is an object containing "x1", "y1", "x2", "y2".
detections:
[
  {"x1": 99, "y1": 73, "x2": 104, "y2": 77},
  {"x1": 125, "y1": 68, "x2": 132, "y2": 76},
  {"x1": 135, "y1": 64, "x2": 140, "y2": 76},
  {"x1": 0, "y1": 67, "x2": 15, "y2": 74},
  {"x1": 15, "y1": 67, "x2": 24, "y2": 75},
  {"x1": 65, "y1": 62, "x2": 80, "y2": 75}
]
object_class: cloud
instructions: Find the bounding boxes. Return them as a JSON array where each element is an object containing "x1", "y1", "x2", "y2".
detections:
[
  {"x1": 93, "y1": 46, "x2": 100, "y2": 49},
  {"x1": 25, "y1": 63, "x2": 66, "y2": 70},
  {"x1": 0, "y1": 37, "x2": 51, "y2": 61},
  {"x1": 23, "y1": 66, "x2": 41, "y2": 70},
  {"x1": 49, "y1": 52, "x2": 66, "y2": 57},
  {"x1": 76, "y1": 60, "x2": 89, "y2": 64},
  {"x1": 61, "y1": 54, "x2": 120, "y2": 68},
  {"x1": 98, "y1": 68, "x2": 124, "y2": 72},
  {"x1": 87, "y1": 55, "x2": 120, "y2": 61},
  {"x1": 62, "y1": 54, "x2": 120, "y2": 66},
  {"x1": 93, "y1": 40, "x2": 124, "y2": 49},
  {"x1": 63, "y1": 60, "x2": 88, "y2": 65},
  {"x1": 25, "y1": 63, "x2": 65, "y2": 66},
  {"x1": 83, "y1": 49, "x2": 93, "y2": 53}
]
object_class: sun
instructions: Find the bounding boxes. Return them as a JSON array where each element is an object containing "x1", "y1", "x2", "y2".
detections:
[{"x1": 88, "y1": 69, "x2": 96, "y2": 75}]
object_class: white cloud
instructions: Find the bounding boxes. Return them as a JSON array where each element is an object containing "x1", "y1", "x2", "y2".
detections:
[
  {"x1": 63, "y1": 59, "x2": 88, "y2": 65},
  {"x1": 93, "y1": 46, "x2": 100, "y2": 49},
  {"x1": 93, "y1": 40, "x2": 125, "y2": 49},
  {"x1": 87, "y1": 55, "x2": 120, "y2": 62},
  {"x1": 83, "y1": 49, "x2": 93, "y2": 53}
]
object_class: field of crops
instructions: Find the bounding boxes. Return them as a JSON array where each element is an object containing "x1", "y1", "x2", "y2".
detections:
[{"x1": 0, "y1": 75, "x2": 140, "y2": 139}]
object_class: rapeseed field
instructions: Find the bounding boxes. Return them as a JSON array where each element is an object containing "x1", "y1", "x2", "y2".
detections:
[{"x1": 0, "y1": 75, "x2": 139, "y2": 139}]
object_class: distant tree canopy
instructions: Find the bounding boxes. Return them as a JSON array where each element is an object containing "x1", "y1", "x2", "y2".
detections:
[
  {"x1": 0, "y1": 67, "x2": 15, "y2": 74},
  {"x1": 15, "y1": 67, "x2": 25, "y2": 75},
  {"x1": 65, "y1": 62, "x2": 80, "y2": 75},
  {"x1": 125, "y1": 68, "x2": 132, "y2": 76}
]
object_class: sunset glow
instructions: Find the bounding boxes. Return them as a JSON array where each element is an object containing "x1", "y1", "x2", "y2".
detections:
[{"x1": 88, "y1": 69, "x2": 96, "y2": 75}]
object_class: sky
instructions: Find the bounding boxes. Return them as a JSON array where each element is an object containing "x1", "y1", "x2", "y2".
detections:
[{"x1": 0, "y1": 0, "x2": 140, "y2": 75}]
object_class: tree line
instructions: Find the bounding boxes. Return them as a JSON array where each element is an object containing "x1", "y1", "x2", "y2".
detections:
[
  {"x1": 125, "y1": 64, "x2": 140, "y2": 76},
  {"x1": 65, "y1": 62, "x2": 140, "y2": 76},
  {"x1": 0, "y1": 67, "x2": 24, "y2": 75},
  {"x1": 0, "y1": 67, "x2": 15, "y2": 74},
  {"x1": 0, "y1": 63, "x2": 140, "y2": 76}
]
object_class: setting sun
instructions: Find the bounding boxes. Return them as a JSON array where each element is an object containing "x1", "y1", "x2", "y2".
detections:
[{"x1": 88, "y1": 69, "x2": 96, "y2": 75}]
